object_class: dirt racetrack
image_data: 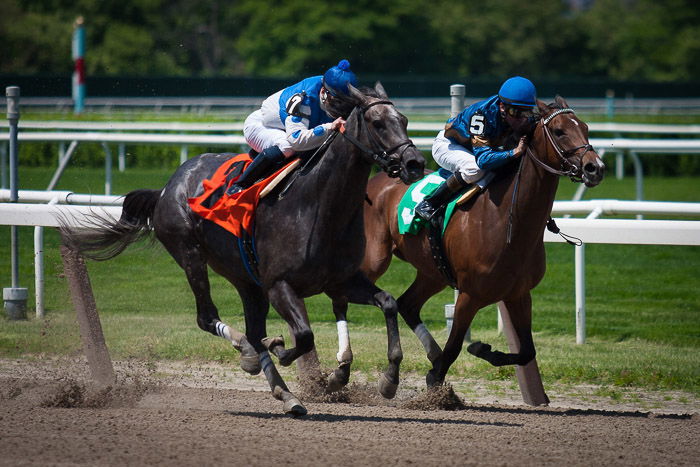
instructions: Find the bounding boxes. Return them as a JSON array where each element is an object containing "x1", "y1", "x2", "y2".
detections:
[{"x1": 1, "y1": 358, "x2": 697, "y2": 466}]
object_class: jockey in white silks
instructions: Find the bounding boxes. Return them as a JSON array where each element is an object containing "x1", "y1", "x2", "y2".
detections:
[{"x1": 228, "y1": 59, "x2": 358, "y2": 193}]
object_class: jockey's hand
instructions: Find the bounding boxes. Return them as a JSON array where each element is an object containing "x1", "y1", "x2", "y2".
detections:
[
  {"x1": 330, "y1": 117, "x2": 346, "y2": 132},
  {"x1": 513, "y1": 136, "x2": 528, "y2": 158}
]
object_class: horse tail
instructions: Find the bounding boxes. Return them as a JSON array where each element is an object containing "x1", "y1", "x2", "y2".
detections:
[{"x1": 60, "y1": 189, "x2": 161, "y2": 261}]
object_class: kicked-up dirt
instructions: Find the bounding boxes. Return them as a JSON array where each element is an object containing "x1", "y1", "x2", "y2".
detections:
[{"x1": 0, "y1": 357, "x2": 697, "y2": 466}]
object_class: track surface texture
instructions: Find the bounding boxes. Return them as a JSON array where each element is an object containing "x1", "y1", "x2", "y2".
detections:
[{"x1": 1, "y1": 358, "x2": 697, "y2": 466}]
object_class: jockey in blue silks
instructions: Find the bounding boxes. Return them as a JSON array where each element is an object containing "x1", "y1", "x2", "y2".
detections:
[
  {"x1": 414, "y1": 76, "x2": 538, "y2": 223},
  {"x1": 229, "y1": 59, "x2": 359, "y2": 193}
]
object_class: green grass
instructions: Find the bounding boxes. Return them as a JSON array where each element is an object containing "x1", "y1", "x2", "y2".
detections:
[{"x1": 1, "y1": 167, "x2": 699, "y2": 396}]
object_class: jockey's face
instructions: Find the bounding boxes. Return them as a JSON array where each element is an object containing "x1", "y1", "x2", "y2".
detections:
[{"x1": 500, "y1": 102, "x2": 534, "y2": 132}]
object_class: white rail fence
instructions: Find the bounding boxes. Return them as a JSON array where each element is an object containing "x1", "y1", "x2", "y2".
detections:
[
  {"x1": 2, "y1": 132, "x2": 700, "y2": 198},
  {"x1": 1, "y1": 194, "x2": 698, "y2": 343}
]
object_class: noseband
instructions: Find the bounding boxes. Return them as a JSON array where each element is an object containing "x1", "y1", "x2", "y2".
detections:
[
  {"x1": 527, "y1": 108, "x2": 595, "y2": 183},
  {"x1": 339, "y1": 99, "x2": 416, "y2": 178}
]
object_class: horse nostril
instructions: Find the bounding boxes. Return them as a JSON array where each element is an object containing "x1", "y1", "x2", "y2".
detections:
[
  {"x1": 584, "y1": 162, "x2": 599, "y2": 175},
  {"x1": 406, "y1": 160, "x2": 424, "y2": 176}
]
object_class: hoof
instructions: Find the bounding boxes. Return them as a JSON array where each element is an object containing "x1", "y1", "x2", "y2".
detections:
[
  {"x1": 378, "y1": 373, "x2": 398, "y2": 399},
  {"x1": 283, "y1": 397, "x2": 307, "y2": 417},
  {"x1": 262, "y1": 335, "x2": 285, "y2": 351},
  {"x1": 467, "y1": 341, "x2": 491, "y2": 358},
  {"x1": 426, "y1": 370, "x2": 442, "y2": 388},
  {"x1": 239, "y1": 354, "x2": 261, "y2": 375},
  {"x1": 326, "y1": 371, "x2": 348, "y2": 394}
]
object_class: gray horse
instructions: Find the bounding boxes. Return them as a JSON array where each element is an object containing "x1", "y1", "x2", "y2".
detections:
[{"x1": 61, "y1": 83, "x2": 425, "y2": 416}]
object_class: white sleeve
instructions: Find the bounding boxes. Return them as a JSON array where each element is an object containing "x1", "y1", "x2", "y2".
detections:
[{"x1": 285, "y1": 116, "x2": 334, "y2": 152}]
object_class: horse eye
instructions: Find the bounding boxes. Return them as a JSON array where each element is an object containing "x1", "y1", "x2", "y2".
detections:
[
  {"x1": 372, "y1": 120, "x2": 385, "y2": 130},
  {"x1": 554, "y1": 129, "x2": 565, "y2": 137}
]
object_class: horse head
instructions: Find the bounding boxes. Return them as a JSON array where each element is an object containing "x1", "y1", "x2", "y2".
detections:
[
  {"x1": 344, "y1": 82, "x2": 425, "y2": 184},
  {"x1": 533, "y1": 96, "x2": 605, "y2": 187}
]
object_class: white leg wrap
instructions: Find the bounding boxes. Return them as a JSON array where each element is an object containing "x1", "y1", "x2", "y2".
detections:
[
  {"x1": 414, "y1": 323, "x2": 435, "y2": 354},
  {"x1": 336, "y1": 320, "x2": 350, "y2": 363},
  {"x1": 215, "y1": 320, "x2": 240, "y2": 347}
]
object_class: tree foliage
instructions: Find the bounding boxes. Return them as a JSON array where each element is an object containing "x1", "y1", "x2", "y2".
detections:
[{"x1": 1, "y1": 0, "x2": 698, "y2": 81}]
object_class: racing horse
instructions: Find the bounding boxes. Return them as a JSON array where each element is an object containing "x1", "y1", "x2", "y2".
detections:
[
  {"x1": 360, "y1": 96, "x2": 604, "y2": 391},
  {"x1": 60, "y1": 83, "x2": 425, "y2": 416}
]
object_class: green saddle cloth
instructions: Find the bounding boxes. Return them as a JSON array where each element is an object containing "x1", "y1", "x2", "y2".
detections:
[{"x1": 397, "y1": 172, "x2": 463, "y2": 235}]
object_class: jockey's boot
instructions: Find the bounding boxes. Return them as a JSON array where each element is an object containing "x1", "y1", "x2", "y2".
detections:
[
  {"x1": 227, "y1": 146, "x2": 285, "y2": 195},
  {"x1": 414, "y1": 173, "x2": 469, "y2": 226}
]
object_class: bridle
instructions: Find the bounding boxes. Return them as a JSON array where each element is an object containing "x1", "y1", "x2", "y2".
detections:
[
  {"x1": 277, "y1": 98, "x2": 415, "y2": 199},
  {"x1": 525, "y1": 107, "x2": 595, "y2": 183},
  {"x1": 508, "y1": 107, "x2": 594, "y2": 245},
  {"x1": 339, "y1": 99, "x2": 416, "y2": 178}
]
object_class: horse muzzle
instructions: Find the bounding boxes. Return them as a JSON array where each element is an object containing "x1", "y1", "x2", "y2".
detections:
[
  {"x1": 582, "y1": 153, "x2": 605, "y2": 187},
  {"x1": 399, "y1": 147, "x2": 426, "y2": 184}
]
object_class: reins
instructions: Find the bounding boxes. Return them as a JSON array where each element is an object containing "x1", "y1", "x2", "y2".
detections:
[
  {"x1": 277, "y1": 98, "x2": 415, "y2": 199},
  {"x1": 339, "y1": 100, "x2": 416, "y2": 178}
]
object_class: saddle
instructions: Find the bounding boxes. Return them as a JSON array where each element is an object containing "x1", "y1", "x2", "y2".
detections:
[
  {"x1": 188, "y1": 153, "x2": 299, "y2": 238},
  {"x1": 397, "y1": 170, "x2": 490, "y2": 288}
]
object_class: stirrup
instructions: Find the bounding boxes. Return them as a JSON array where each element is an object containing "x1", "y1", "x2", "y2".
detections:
[{"x1": 414, "y1": 200, "x2": 437, "y2": 222}]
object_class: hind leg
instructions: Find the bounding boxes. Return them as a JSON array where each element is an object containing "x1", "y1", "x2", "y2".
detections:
[
  {"x1": 328, "y1": 271, "x2": 402, "y2": 399},
  {"x1": 396, "y1": 271, "x2": 447, "y2": 365},
  {"x1": 262, "y1": 280, "x2": 314, "y2": 366},
  {"x1": 238, "y1": 282, "x2": 307, "y2": 416},
  {"x1": 168, "y1": 240, "x2": 260, "y2": 374}
]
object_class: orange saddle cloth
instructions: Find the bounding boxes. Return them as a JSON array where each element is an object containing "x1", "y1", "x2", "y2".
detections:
[{"x1": 187, "y1": 153, "x2": 296, "y2": 237}]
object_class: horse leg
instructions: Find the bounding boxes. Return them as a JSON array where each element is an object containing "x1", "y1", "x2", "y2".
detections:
[
  {"x1": 396, "y1": 271, "x2": 446, "y2": 365},
  {"x1": 467, "y1": 294, "x2": 536, "y2": 366},
  {"x1": 325, "y1": 296, "x2": 353, "y2": 393},
  {"x1": 175, "y1": 243, "x2": 261, "y2": 375},
  {"x1": 427, "y1": 291, "x2": 480, "y2": 387},
  {"x1": 263, "y1": 280, "x2": 314, "y2": 366},
  {"x1": 328, "y1": 272, "x2": 402, "y2": 399},
  {"x1": 239, "y1": 283, "x2": 307, "y2": 416}
]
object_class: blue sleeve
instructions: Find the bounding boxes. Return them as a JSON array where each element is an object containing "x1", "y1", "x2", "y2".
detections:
[{"x1": 474, "y1": 146, "x2": 515, "y2": 170}]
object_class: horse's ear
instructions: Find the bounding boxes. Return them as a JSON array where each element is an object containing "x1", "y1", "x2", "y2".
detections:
[
  {"x1": 554, "y1": 95, "x2": 569, "y2": 109},
  {"x1": 347, "y1": 83, "x2": 366, "y2": 104},
  {"x1": 537, "y1": 99, "x2": 549, "y2": 114},
  {"x1": 374, "y1": 81, "x2": 389, "y2": 99}
]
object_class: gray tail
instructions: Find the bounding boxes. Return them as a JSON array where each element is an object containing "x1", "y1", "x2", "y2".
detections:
[{"x1": 59, "y1": 189, "x2": 161, "y2": 261}]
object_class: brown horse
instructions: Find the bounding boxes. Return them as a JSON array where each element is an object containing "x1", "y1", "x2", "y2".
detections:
[{"x1": 360, "y1": 96, "x2": 605, "y2": 389}]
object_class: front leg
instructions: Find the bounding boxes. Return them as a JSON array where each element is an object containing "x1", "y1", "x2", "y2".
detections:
[
  {"x1": 427, "y1": 291, "x2": 480, "y2": 387},
  {"x1": 325, "y1": 297, "x2": 353, "y2": 393}
]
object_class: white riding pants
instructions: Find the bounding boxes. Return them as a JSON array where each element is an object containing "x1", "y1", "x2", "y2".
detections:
[
  {"x1": 432, "y1": 130, "x2": 485, "y2": 183},
  {"x1": 243, "y1": 110, "x2": 294, "y2": 156}
]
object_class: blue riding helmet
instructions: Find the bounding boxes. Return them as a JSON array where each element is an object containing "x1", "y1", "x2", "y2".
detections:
[
  {"x1": 323, "y1": 59, "x2": 358, "y2": 97},
  {"x1": 498, "y1": 76, "x2": 537, "y2": 108}
]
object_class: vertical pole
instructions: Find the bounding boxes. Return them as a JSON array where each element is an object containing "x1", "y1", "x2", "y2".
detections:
[
  {"x1": 1, "y1": 143, "x2": 6, "y2": 189},
  {"x1": 180, "y1": 145, "x2": 188, "y2": 165},
  {"x1": 450, "y1": 84, "x2": 465, "y2": 118},
  {"x1": 445, "y1": 84, "x2": 467, "y2": 339},
  {"x1": 497, "y1": 302, "x2": 550, "y2": 406},
  {"x1": 118, "y1": 143, "x2": 126, "y2": 172},
  {"x1": 605, "y1": 89, "x2": 615, "y2": 120},
  {"x1": 3, "y1": 86, "x2": 28, "y2": 320},
  {"x1": 72, "y1": 16, "x2": 86, "y2": 114},
  {"x1": 575, "y1": 244, "x2": 586, "y2": 344},
  {"x1": 102, "y1": 142, "x2": 112, "y2": 195}
]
